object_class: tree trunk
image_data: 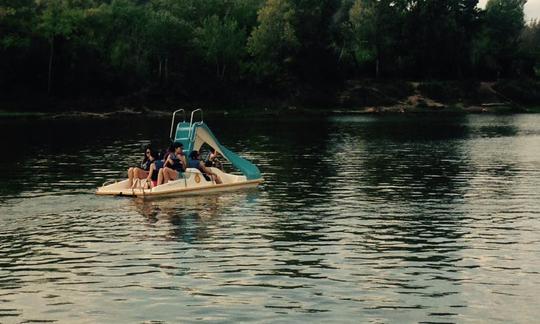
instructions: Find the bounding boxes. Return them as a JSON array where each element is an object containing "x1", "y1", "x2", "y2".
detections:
[
  {"x1": 47, "y1": 37, "x2": 54, "y2": 95},
  {"x1": 158, "y1": 58, "x2": 162, "y2": 80},
  {"x1": 375, "y1": 57, "x2": 380, "y2": 79},
  {"x1": 375, "y1": 34, "x2": 380, "y2": 79},
  {"x1": 221, "y1": 64, "x2": 226, "y2": 80},
  {"x1": 164, "y1": 57, "x2": 168, "y2": 83},
  {"x1": 375, "y1": 11, "x2": 381, "y2": 79}
]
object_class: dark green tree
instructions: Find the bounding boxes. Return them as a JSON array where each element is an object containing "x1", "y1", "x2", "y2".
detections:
[
  {"x1": 519, "y1": 19, "x2": 540, "y2": 77},
  {"x1": 194, "y1": 15, "x2": 246, "y2": 81},
  {"x1": 247, "y1": 0, "x2": 299, "y2": 82},
  {"x1": 401, "y1": 0, "x2": 481, "y2": 78},
  {"x1": 0, "y1": 0, "x2": 537, "y2": 111},
  {"x1": 475, "y1": 0, "x2": 527, "y2": 77},
  {"x1": 0, "y1": 1, "x2": 36, "y2": 91},
  {"x1": 37, "y1": 0, "x2": 85, "y2": 94},
  {"x1": 0, "y1": 0, "x2": 34, "y2": 50},
  {"x1": 146, "y1": 6, "x2": 190, "y2": 85},
  {"x1": 346, "y1": 0, "x2": 404, "y2": 78}
]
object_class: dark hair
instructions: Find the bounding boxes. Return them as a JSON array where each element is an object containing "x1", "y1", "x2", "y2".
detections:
[
  {"x1": 142, "y1": 145, "x2": 154, "y2": 163},
  {"x1": 189, "y1": 150, "x2": 199, "y2": 160},
  {"x1": 173, "y1": 142, "x2": 183, "y2": 150},
  {"x1": 148, "y1": 148, "x2": 158, "y2": 160}
]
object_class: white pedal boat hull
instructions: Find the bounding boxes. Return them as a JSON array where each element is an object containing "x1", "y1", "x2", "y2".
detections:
[{"x1": 96, "y1": 168, "x2": 263, "y2": 199}]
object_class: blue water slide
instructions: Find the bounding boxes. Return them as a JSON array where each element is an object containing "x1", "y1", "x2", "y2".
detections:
[
  {"x1": 217, "y1": 144, "x2": 262, "y2": 180},
  {"x1": 174, "y1": 122, "x2": 262, "y2": 180}
]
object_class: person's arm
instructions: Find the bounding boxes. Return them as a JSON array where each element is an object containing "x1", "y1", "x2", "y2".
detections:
[
  {"x1": 200, "y1": 161, "x2": 222, "y2": 184},
  {"x1": 200, "y1": 161, "x2": 216, "y2": 176},
  {"x1": 164, "y1": 156, "x2": 173, "y2": 168},
  {"x1": 146, "y1": 163, "x2": 155, "y2": 181},
  {"x1": 181, "y1": 156, "x2": 187, "y2": 171}
]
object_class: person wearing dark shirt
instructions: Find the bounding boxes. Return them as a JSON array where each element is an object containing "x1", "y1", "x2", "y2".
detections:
[
  {"x1": 157, "y1": 142, "x2": 186, "y2": 185},
  {"x1": 128, "y1": 146, "x2": 157, "y2": 188},
  {"x1": 188, "y1": 150, "x2": 222, "y2": 184}
]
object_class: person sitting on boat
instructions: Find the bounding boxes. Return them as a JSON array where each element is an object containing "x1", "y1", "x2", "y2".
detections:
[
  {"x1": 128, "y1": 145, "x2": 156, "y2": 188},
  {"x1": 146, "y1": 155, "x2": 163, "y2": 188},
  {"x1": 189, "y1": 150, "x2": 222, "y2": 184},
  {"x1": 205, "y1": 148, "x2": 223, "y2": 171},
  {"x1": 157, "y1": 142, "x2": 186, "y2": 185},
  {"x1": 161, "y1": 143, "x2": 174, "y2": 162},
  {"x1": 146, "y1": 147, "x2": 170, "y2": 187}
]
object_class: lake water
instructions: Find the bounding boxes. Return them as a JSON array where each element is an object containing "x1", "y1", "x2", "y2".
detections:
[{"x1": 0, "y1": 114, "x2": 539, "y2": 323}]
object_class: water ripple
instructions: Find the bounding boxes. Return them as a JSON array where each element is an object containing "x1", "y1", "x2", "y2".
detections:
[{"x1": 0, "y1": 115, "x2": 540, "y2": 322}]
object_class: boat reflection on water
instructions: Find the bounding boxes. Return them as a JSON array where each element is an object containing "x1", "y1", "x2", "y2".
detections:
[{"x1": 130, "y1": 190, "x2": 261, "y2": 243}]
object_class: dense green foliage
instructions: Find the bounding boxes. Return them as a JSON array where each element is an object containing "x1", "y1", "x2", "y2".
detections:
[{"x1": 0, "y1": 0, "x2": 538, "y2": 108}]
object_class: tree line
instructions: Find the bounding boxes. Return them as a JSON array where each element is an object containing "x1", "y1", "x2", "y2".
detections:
[{"x1": 0, "y1": 0, "x2": 538, "y2": 107}]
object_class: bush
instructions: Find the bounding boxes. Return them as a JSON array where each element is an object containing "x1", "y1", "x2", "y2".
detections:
[
  {"x1": 418, "y1": 80, "x2": 480, "y2": 103},
  {"x1": 339, "y1": 79, "x2": 415, "y2": 108},
  {"x1": 374, "y1": 80, "x2": 415, "y2": 101},
  {"x1": 493, "y1": 79, "x2": 540, "y2": 105}
]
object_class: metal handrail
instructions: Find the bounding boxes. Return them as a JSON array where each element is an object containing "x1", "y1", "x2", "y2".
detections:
[
  {"x1": 170, "y1": 109, "x2": 186, "y2": 141},
  {"x1": 188, "y1": 109, "x2": 204, "y2": 143},
  {"x1": 190, "y1": 108, "x2": 203, "y2": 125}
]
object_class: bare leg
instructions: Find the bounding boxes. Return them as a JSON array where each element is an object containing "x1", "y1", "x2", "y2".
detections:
[
  {"x1": 128, "y1": 167, "x2": 134, "y2": 187},
  {"x1": 131, "y1": 168, "x2": 149, "y2": 188},
  {"x1": 134, "y1": 168, "x2": 149, "y2": 180},
  {"x1": 163, "y1": 167, "x2": 177, "y2": 184},
  {"x1": 146, "y1": 164, "x2": 156, "y2": 186},
  {"x1": 131, "y1": 178, "x2": 139, "y2": 189},
  {"x1": 169, "y1": 168, "x2": 179, "y2": 182},
  {"x1": 210, "y1": 174, "x2": 222, "y2": 184},
  {"x1": 163, "y1": 169, "x2": 169, "y2": 184},
  {"x1": 157, "y1": 169, "x2": 164, "y2": 185}
]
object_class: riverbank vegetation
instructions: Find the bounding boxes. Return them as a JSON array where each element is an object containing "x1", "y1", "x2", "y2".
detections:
[{"x1": 1, "y1": 0, "x2": 539, "y2": 112}]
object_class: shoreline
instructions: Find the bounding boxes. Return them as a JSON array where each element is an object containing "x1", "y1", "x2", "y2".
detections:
[
  {"x1": 1, "y1": 104, "x2": 539, "y2": 121},
  {"x1": 2, "y1": 79, "x2": 539, "y2": 119}
]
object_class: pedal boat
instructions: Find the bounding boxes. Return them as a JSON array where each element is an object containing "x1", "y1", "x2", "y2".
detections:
[{"x1": 96, "y1": 109, "x2": 263, "y2": 199}]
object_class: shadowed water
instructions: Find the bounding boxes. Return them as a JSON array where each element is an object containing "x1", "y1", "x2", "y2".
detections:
[{"x1": 0, "y1": 114, "x2": 539, "y2": 323}]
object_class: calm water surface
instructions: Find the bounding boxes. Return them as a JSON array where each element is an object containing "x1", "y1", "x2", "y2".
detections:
[{"x1": 0, "y1": 114, "x2": 539, "y2": 323}]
